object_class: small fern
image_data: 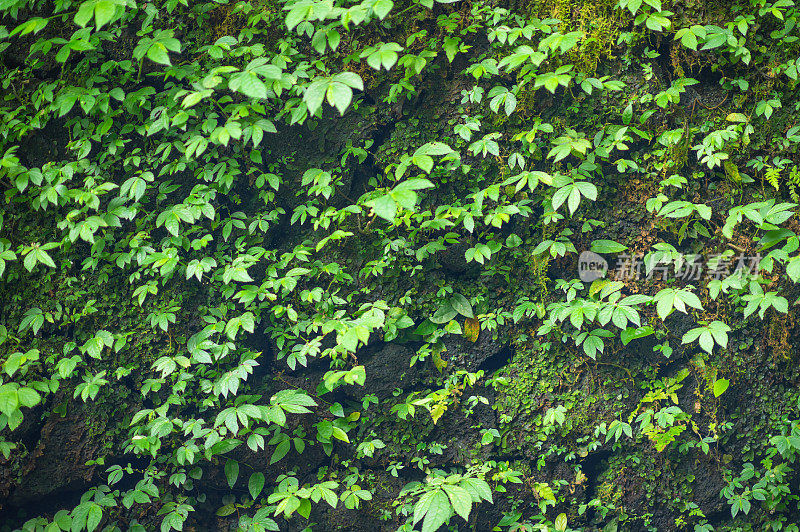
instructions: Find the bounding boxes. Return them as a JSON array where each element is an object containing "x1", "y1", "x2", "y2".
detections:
[
  {"x1": 762, "y1": 164, "x2": 800, "y2": 200},
  {"x1": 765, "y1": 166, "x2": 781, "y2": 191},
  {"x1": 788, "y1": 165, "x2": 800, "y2": 202}
]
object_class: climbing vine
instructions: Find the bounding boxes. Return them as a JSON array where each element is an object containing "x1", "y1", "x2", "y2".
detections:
[{"x1": 4, "y1": 0, "x2": 800, "y2": 530}]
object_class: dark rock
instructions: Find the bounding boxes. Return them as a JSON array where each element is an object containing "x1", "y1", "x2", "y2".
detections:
[
  {"x1": 443, "y1": 334, "x2": 513, "y2": 374},
  {"x1": 351, "y1": 343, "x2": 424, "y2": 401},
  {"x1": 7, "y1": 408, "x2": 99, "y2": 506},
  {"x1": 437, "y1": 241, "x2": 480, "y2": 276}
]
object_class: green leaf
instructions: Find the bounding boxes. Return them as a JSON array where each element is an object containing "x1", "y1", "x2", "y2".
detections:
[
  {"x1": 421, "y1": 489, "x2": 451, "y2": 532},
  {"x1": 333, "y1": 72, "x2": 364, "y2": 90},
  {"x1": 327, "y1": 82, "x2": 352, "y2": 115},
  {"x1": 698, "y1": 330, "x2": 714, "y2": 354},
  {"x1": 449, "y1": 293, "x2": 474, "y2": 318},
  {"x1": 372, "y1": 0, "x2": 393, "y2": 18},
  {"x1": 370, "y1": 194, "x2": 397, "y2": 221},
  {"x1": 443, "y1": 36, "x2": 460, "y2": 62},
  {"x1": 230, "y1": 73, "x2": 268, "y2": 99},
  {"x1": 331, "y1": 426, "x2": 350, "y2": 443},
  {"x1": 675, "y1": 27, "x2": 699, "y2": 50},
  {"x1": 23, "y1": 247, "x2": 56, "y2": 272},
  {"x1": 442, "y1": 484, "x2": 472, "y2": 521},
  {"x1": 655, "y1": 287, "x2": 703, "y2": 320},
  {"x1": 621, "y1": 326, "x2": 654, "y2": 345},
  {"x1": 146, "y1": 42, "x2": 171, "y2": 66},
  {"x1": 590, "y1": 239, "x2": 628, "y2": 253},
  {"x1": 17, "y1": 387, "x2": 40, "y2": 408},
  {"x1": 681, "y1": 326, "x2": 702, "y2": 344},
  {"x1": 86, "y1": 504, "x2": 102, "y2": 532},
  {"x1": 74, "y1": 1, "x2": 95, "y2": 26},
  {"x1": 53, "y1": 510, "x2": 72, "y2": 530},
  {"x1": 430, "y1": 302, "x2": 458, "y2": 324},
  {"x1": 270, "y1": 439, "x2": 290, "y2": 464},
  {"x1": 249, "y1": 472, "x2": 265, "y2": 499},
  {"x1": 786, "y1": 256, "x2": 800, "y2": 283},
  {"x1": 216, "y1": 503, "x2": 236, "y2": 517},
  {"x1": 555, "y1": 513, "x2": 568, "y2": 532},
  {"x1": 0, "y1": 385, "x2": 18, "y2": 418},
  {"x1": 460, "y1": 477, "x2": 492, "y2": 502},
  {"x1": 224, "y1": 459, "x2": 239, "y2": 488},
  {"x1": 363, "y1": 43, "x2": 403, "y2": 71},
  {"x1": 713, "y1": 378, "x2": 730, "y2": 397},
  {"x1": 621, "y1": 102, "x2": 633, "y2": 124},
  {"x1": 93, "y1": 0, "x2": 117, "y2": 29},
  {"x1": 304, "y1": 80, "x2": 327, "y2": 116}
]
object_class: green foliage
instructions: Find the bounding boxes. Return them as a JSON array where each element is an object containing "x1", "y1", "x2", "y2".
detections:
[
  {"x1": 5, "y1": 0, "x2": 800, "y2": 529},
  {"x1": 682, "y1": 321, "x2": 731, "y2": 355},
  {"x1": 399, "y1": 468, "x2": 492, "y2": 532},
  {"x1": 653, "y1": 286, "x2": 703, "y2": 321}
]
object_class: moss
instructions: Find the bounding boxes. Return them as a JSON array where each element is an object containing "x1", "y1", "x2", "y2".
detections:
[{"x1": 531, "y1": 0, "x2": 622, "y2": 74}]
